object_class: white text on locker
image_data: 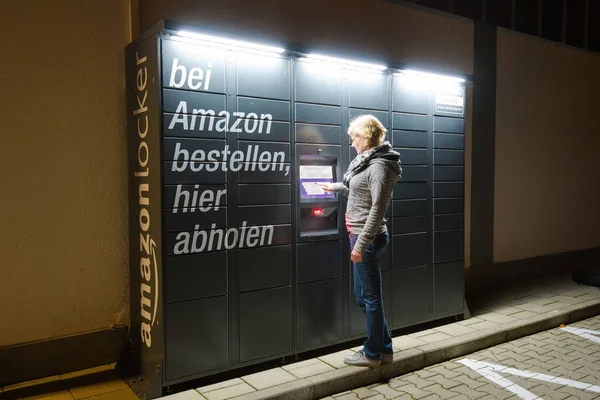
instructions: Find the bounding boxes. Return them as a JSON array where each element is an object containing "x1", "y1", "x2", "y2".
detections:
[
  {"x1": 168, "y1": 101, "x2": 273, "y2": 134},
  {"x1": 173, "y1": 222, "x2": 274, "y2": 254},
  {"x1": 172, "y1": 185, "x2": 226, "y2": 214},
  {"x1": 170, "y1": 142, "x2": 290, "y2": 175},
  {"x1": 169, "y1": 58, "x2": 213, "y2": 90}
]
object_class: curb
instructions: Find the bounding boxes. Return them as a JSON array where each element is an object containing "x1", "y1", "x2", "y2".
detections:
[{"x1": 235, "y1": 299, "x2": 600, "y2": 400}]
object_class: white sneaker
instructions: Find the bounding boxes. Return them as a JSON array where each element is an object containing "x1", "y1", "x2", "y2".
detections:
[{"x1": 344, "y1": 350, "x2": 381, "y2": 368}]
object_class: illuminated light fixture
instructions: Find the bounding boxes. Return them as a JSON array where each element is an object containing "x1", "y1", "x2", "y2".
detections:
[
  {"x1": 397, "y1": 69, "x2": 465, "y2": 83},
  {"x1": 300, "y1": 53, "x2": 387, "y2": 71},
  {"x1": 312, "y1": 208, "x2": 324, "y2": 217},
  {"x1": 177, "y1": 30, "x2": 285, "y2": 53}
]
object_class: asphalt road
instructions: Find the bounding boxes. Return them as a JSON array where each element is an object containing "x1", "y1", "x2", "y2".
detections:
[{"x1": 327, "y1": 314, "x2": 600, "y2": 399}]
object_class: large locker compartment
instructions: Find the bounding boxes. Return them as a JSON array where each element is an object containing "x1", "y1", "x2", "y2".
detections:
[{"x1": 125, "y1": 21, "x2": 466, "y2": 398}]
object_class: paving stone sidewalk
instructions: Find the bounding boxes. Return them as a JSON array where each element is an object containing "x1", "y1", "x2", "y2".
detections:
[
  {"x1": 327, "y1": 313, "x2": 600, "y2": 399},
  {"x1": 4, "y1": 273, "x2": 600, "y2": 400}
]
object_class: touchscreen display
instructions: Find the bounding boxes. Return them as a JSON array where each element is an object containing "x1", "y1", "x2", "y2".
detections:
[{"x1": 299, "y1": 165, "x2": 335, "y2": 199}]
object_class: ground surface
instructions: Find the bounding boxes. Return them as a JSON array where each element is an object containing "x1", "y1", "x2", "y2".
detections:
[{"x1": 326, "y1": 314, "x2": 600, "y2": 400}]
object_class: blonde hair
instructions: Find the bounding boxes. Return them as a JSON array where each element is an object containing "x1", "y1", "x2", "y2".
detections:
[{"x1": 347, "y1": 114, "x2": 387, "y2": 148}]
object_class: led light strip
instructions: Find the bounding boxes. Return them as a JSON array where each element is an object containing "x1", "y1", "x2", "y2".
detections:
[
  {"x1": 299, "y1": 53, "x2": 387, "y2": 71},
  {"x1": 177, "y1": 30, "x2": 286, "y2": 54},
  {"x1": 176, "y1": 30, "x2": 466, "y2": 82},
  {"x1": 396, "y1": 69, "x2": 465, "y2": 83}
]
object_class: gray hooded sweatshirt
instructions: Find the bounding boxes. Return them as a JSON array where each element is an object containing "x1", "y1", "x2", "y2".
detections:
[{"x1": 331, "y1": 143, "x2": 402, "y2": 253}]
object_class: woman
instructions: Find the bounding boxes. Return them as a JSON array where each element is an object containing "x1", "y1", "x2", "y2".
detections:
[{"x1": 319, "y1": 114, "x2": 401, "y2": 367}]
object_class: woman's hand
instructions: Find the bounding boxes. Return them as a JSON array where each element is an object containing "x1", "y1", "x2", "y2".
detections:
[
  {"x1": 351, "y1": 249, "x2": 363, "y2": 263},
  {"x1": 316, "y1": 182, "x2": 334, "y2": 192}
]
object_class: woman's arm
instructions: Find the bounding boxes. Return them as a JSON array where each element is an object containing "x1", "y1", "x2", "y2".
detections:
[{"x1": 318, "y1": 182, "x2": 349, "y2": 197}]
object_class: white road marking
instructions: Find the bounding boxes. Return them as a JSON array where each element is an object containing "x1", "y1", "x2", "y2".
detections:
[
  {"x1": 561, "y1": 326, "x2": 600, "y2": 344},
  {"x1": 458, "y1": 358, "x2": 600, "y2": 400},
  {"x1": 458, "y1": 359, "x2": 540, "y2": 399}
]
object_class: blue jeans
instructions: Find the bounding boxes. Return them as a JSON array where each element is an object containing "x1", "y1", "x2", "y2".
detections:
[{"x1": 350, "y1": 232, "x2": 393, "y2": 360}]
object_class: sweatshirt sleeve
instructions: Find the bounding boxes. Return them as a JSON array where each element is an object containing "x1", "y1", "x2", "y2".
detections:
[
  {"x1": 353, "y1": 164, "x2": 395, "y2": 253},
  {"x1": 329, "y1": 182, "x2": 349, "y2": 197}
]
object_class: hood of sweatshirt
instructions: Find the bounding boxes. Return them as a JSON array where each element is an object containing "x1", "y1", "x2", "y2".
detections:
[{"x1": 370, "y1": 142, "x2": 402, "y2": 183}]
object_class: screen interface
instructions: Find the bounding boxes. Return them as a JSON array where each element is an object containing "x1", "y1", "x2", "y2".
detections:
[{"x1": 299, "y1": 165, "x2": 335, "y2": 200}]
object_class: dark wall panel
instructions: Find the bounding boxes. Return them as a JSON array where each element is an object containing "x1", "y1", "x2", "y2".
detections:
[
  {"x1": 434, "y1": 182, "x2": 464, "y2": 198},
  {"x1": 392, "y1": 78, "x2": 428, "y2": 114},
  {"x1": 295, "y1": 61, "x2": 341, "y2": 105},
  {"x1": 434, "y1": 230, "x2": 464, "y2": 263},
  {"x1": 348, "y1": 72, "x2": 388, "y2": 110},
  {"x1": 165, "y1": 252, "x2": 228, "y2": 303},
  {"x1": 394, "y1": 183, "x2": 427, "y2": 199},
  {"x1": 434, "y1": 166, "x2": 463, "y2": 182},
  {"x1": 239, "y1": 245, "x2": 291, "y2": 292},
  {"x1": 393, "y1": 113, "x2": 427, "y2": 131},
  {"x1": 393, "y1": 216, "x2": 427, "y2": 234},
  {"x1": 392, "y1": 267, "x2": 428, "y2": 327},
  {"x1": 433, "y1": 116, "x2": 464, "y2": 133},
  {"x1": 297, "y1": 279, "x2": 343, "y2": 350},
  {"x1": 434, "y1": 133, "x2": 464, "y2": 149},
  {"x1": 295, "y1": 123, "x2": 341, "y2": 144},
  {"x1": 165, "y1": 296, "x2": 228, "y2": 380},
  {"x1": 236, "y1": 54, "x2": 290, "y2": 100},
  {"x1": 239, "y1": 287, "x2": 292, "y2": 362},
  {"x1": 434, "y1": 261, "x2": 464, "y2": 317},
  {"x1": 393, "y1": 199, "x2": 427, "y2": 217},
  {"x1": 238, "y1": 184, "x2": 291, "y2": 205},
  {"x1": 434, "y1": 149, "x2": 464, "y2": 165},
  {"x1": 237, "y1": 121, "x2": 291, "y2": 142},
  {"x1": 239, "y1": 205, "x2": 291, "y2": 226},
  {"x1": 397, "y1": 148, "x2": 428, "y2": 165},
  {"x1": 237, "y1": 98, "x2": 291, "y2": 121},
  {"x1": 349, "y1": 146, "x2": 357, "y2": 160},
  {"x1": 295, "y1": 103, "x2": 342, "y2": 125},
  {"x1": 434, "y1": 198, "x2": 464, "y2": 214},
  {"x1": 393, "y1": 233, "x2": 428, "y2": 269},
  {"x1": 401, "y1": 166, "x2": 428, "y2": 182},
  {"x1": 393, "y1": 130, "x2": 428, "y2": 148},
  {"x1": 297, "y1": 241, "x2": 342, "y2": 283},
  {"x1": 434, "y1": 214, "x2": 464, "y2": 231}
]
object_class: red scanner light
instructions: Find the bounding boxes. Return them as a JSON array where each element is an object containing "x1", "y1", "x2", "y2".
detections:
[{"x1": 312, "y1": 208, "x2": 324, "y2": 217}]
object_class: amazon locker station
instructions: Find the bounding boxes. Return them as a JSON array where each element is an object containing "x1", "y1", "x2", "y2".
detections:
[{"x1": 126, "y1": 20, "x2": 467, "y2": 398}]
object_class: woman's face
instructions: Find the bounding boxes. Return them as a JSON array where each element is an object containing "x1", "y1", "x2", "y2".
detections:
[{"x1": 350, "y1": 134, "x2": 369, "y2": 154}]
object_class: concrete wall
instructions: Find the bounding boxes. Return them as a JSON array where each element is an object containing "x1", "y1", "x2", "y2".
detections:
[
  {"x1": 494, "y1": 29, "x2": 600, "y2": 263},
  {"x1": 139, "y1": 0, "x2": 474, "y2": 76},
  {"x1": 0, "y1": 0, "x2": 132, "y2": 347}
]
